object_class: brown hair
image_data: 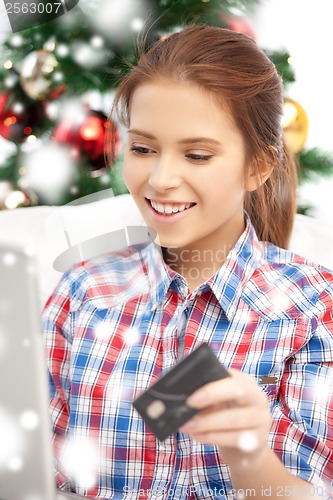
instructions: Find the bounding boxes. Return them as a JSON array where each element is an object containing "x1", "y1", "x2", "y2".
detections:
[{"x1": 110, "y1": 24, "x2": 298, "y2": 249}]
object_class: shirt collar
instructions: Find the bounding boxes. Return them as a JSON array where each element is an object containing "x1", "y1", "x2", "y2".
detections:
[
  {"x1": 142, "y1": 214, "x2": 264, "y2": 319},
  {"x1": 141, "y1": 240, "x2": 176, "y2": 311},
  {"x1": 208, "y1": 215, "x2": 263, "y2": 320}
]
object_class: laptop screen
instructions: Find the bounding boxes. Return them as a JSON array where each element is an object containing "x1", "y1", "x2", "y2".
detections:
[{"x1": 0, "y1": 241, "x2": 57, "y2": 500}]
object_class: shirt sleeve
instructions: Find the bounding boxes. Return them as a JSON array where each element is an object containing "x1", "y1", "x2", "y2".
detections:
[
  {"x1": 42, "y1": 270, "x2": 74, "y2": 491},
  {"x1": 269, "y1": 284, "x2": 333, "y2": 499}
]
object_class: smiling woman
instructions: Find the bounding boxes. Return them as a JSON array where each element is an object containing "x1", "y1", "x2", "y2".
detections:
[
  {"x1": 113, "y1": 25, "x2": 297, "y2": 251},
  {"x1": 42, "y1": 24, "x2": 333, "y2": 499},
  {"x1": 121, "y1": 80, "x2": 251, "y2": 284}
]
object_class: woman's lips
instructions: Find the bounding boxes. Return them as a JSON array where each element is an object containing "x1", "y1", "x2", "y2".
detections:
[{"x1": 145, "y1": 198, "x2": 196, "y2": 223}]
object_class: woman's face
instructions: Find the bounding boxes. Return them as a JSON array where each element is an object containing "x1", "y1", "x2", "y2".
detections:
[{"x1": 123, "y1": 79, "x2": 254, "y2": 254}]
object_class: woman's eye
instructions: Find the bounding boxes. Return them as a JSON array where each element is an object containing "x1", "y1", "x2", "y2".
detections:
[
  {"x1": 129, "y1": 145, "x2": 154, "y2": 155},
  {"x1": 186, "y1": 153, "x2": 213, "y2": 162}
]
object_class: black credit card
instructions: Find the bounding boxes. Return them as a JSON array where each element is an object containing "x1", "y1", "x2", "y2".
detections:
[{"x1": 132, "y1": 343, "x2": 230, "y2": 441}]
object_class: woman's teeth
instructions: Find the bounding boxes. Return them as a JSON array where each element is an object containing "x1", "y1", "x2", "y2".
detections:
[{"x1": 150, "y1": 200, "x2": 194, "y2": 215}]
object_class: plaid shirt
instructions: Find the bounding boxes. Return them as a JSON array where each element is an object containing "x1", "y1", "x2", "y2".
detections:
[{"x1": 42, "y1": 217, "x2": 333, "y2": 499}]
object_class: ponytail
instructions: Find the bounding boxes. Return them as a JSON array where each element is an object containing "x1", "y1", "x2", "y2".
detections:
[{"x1": 244, "y1": 139, "x2": 298, "y2": 249}]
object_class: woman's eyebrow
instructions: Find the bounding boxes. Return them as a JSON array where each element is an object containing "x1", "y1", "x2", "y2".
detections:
[
  {"x1": 128, "y1": 129, "x2": 156, "y2": 140},
  {"x1": 178, "y1": 137, "x2": 222, "y2": 146},
  {"x1": 128, "y1": 129, "x2": 222, "y2": 146}
]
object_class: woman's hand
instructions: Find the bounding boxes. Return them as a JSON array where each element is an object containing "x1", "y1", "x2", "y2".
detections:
[{"x1": 180, "y1": 368, "x2": 271, "y2": 469}]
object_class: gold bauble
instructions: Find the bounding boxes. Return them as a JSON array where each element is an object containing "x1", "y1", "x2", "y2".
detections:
[
  {"x1": 0, "y1": 181, "x2": 14, "y2": 209},
  {"x1": 0, "y1": 180, "x2": 36, "y2": 210},
  {"x1": 19, "y1": 50, "x2": 58, "y2": 100},
  {"x1": 282, "y1": 97, "x2": 309, "y2": 154},
  {"x1": 4, "y1": 189, "x2": 35, "y2": 209}
]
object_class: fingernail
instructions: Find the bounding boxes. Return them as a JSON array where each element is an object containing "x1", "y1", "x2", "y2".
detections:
[{"x1": 187, "y1": 389, "x2": 206, "y2": 407}]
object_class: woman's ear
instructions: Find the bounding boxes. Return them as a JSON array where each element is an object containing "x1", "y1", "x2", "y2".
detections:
[{"x1": 245, "y1": 158, "x2": 274, "y2": 192}]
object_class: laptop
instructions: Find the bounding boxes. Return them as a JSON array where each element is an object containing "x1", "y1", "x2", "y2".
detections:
[{"x1": 0, "y1": 240, "x2": 83, "y2": 500}]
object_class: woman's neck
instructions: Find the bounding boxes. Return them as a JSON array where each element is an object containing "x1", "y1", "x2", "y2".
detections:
[
  {"x1": 163, "y1": 246, "x2": 227, "y2": 291},
  {"x1": 162, "y1": 219, "x2": 246, "y2": 291}
]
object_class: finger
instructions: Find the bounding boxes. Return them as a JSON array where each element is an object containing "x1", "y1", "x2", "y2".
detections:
[
  {"x1": 186, "y1": 370, "x2": 267, "y2": 409},
  {"x1": 181, "y1": 405, "x2": 268, "y2": 434},
  {"x1": 186, "y1": 428, "x2": 266, "y2": 453}
]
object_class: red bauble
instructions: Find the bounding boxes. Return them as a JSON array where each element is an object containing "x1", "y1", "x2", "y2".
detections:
[
  {"x1": 222, "y1": 15, "x2": 256, "y2": 41},
  {"x1": 53, "y1": 110, "x2": 122, "y2": 170},
  {"x1": 0, "y1": 92, "x2": 41, "y2": 143},
  {"x1": 48, "y1": 85, "x2": 67, "y2": 100}
]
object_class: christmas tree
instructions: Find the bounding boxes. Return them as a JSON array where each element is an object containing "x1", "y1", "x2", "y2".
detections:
[{"x1": 0, "y1": 0, "x2": 332, "y2": 210}]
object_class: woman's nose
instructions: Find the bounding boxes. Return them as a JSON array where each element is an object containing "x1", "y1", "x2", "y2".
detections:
[{"x1": 148, "y1": 155, "x2": 182, "y2": 192}]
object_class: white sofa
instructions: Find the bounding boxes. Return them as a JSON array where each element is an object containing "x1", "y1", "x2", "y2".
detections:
[{"x1": 1, "y1": 192, "x2": 333, "y2": 309}]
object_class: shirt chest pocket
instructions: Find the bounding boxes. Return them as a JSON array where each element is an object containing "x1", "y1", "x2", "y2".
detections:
[{"x1": 258, "y1": 375, "x2": 280, "y2": 410}]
